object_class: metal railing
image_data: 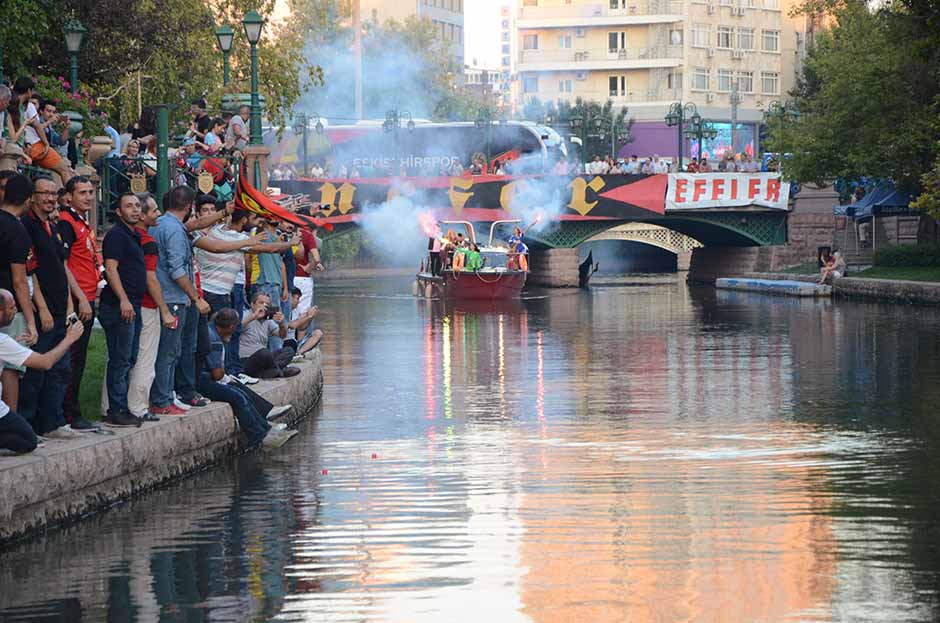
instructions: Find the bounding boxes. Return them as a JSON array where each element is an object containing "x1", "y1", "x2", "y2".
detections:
[
  {"x1": 518, "y1": 45, "x2": 683, "y2": 65},
  {"x1": 97, "y1": 153, "x2": 241, "y2": 231},
  {"x1": 518, "y1": 0, "x2": 683, "y2": 21}
]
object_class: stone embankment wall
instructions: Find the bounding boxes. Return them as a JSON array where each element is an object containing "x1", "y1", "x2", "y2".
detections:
[
  {"x1": 744, "y1": 272, "x2": 940, "y2": 305},
  {"x1": 0, "y1": 352, "x2": 324, "y2": 547}
]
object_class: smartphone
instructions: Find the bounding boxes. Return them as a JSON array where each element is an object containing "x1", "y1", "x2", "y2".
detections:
[{"x1": 66, "y1": 313, "x2": 79, "y2": 326}]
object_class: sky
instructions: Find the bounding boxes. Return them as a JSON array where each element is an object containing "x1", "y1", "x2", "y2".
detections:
[{"x1": 464, "y1": 0, "x2": 504, "y2": 69}]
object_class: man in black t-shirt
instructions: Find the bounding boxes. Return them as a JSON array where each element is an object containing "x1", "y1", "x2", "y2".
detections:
[
  {"x1": 99, "y1": 193, "x2": 147, "y2": 428},
  {"x1": 19, "y1": 177, "x2": 78, "y2": 439},
  {"x1": 0, "y1": 175, "x2": 40, "y2": 416}
]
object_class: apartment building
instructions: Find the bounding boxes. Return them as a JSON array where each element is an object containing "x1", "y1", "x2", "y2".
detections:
[
  {"x1": 360, "y1": 0, "x2": 465, "y2": 66},
  {"x1": 514, "y1": 0, "x2": 806, "y2": 159}
]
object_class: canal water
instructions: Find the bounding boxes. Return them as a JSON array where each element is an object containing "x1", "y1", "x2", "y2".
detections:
[{"x1": 2, "y1": 275, "x2": 940, "y2": 622}]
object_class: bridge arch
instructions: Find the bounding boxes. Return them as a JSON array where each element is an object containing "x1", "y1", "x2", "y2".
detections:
[{"x1": 582, "y1": 223, "x2": 702, "y2": 255}]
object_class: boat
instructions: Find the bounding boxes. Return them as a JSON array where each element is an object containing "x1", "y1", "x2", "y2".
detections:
[{"x1": 415, "y1": 220, "x2": 528, "y2": 300}]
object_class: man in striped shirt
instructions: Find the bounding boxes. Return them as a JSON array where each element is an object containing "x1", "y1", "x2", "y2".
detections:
[{"x1": 194, "y1": 204, "x2": 296, "y2": 375}]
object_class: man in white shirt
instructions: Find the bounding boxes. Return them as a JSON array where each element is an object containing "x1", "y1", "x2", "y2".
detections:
[
  {"x1": 0, "y1": 289, "x2": 84, "y2": 452},
  {"x1": 226, "y1": 106, "x2": 250, "y2": 152}
]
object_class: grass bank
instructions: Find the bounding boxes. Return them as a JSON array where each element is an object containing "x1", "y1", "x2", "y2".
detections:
[
  {"x1": 853, "y1": 266, "x2": 940, "y2": 282},
  {"x1": 78, "y1": 329, "x2": 106, "y2": 422}
]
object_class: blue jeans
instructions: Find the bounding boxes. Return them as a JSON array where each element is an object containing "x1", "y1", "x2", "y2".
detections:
[
  {"x1": 99, "y1": 302, "x2": 142, "y2": 416},
  {"x1": 195, "y1": 376, "x2": 270, "y2": 447},
  {"x1": 19, "y1": 318, "x2": 70, "y2": 434},
  {"x1": 151, "y1": 302, "x2": 186, "y2": 408},
  {"x1": 174, "y1": 302, "x2": 200, "y2": 401},
  {"x1": 228, "y1": 286, "x2": 247, "y2": 374}
]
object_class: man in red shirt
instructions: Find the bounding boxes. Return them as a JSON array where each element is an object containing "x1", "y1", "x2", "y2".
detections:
[
  {"x1": 57, "y1": 176, "x2": 100, "y2": 430},
  {"x1": 292, "y1": 213, "x2": 324, "y2": 317},
  {"x1": 128, "y1": 194, "x2": 177, "y2": 420}
]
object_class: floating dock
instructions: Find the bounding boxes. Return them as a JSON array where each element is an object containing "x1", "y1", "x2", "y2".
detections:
[{"x1": 716, "y1": 277, "x2": 832, "y2": 297}]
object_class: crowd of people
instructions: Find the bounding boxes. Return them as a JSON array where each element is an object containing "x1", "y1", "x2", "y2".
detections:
[{"x1": 0, "y1": 170, "x2": 326, "y2": 456}]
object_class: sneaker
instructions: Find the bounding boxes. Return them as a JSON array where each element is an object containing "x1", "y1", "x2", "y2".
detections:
[
  {"x1": 172, "y1": 396, "x2": 192, "y2": 411},
  {"x1": 104, "y1": 411, "x2": 143, "y2": 428},
  {"x1": 291, "y1": 355, "x2": 305, "y2": 364},
  {"x1": 70, "y1": 418, "x2": 99, "y2": 431},
  {"x1": 140, "y1": 412, "x2": 161, "y2": 423},
  {"x1": 150, "y1": 403, "x2": 188, "y2": 416},
  {"x1": 262, "y1": 427, "x2": 298, "y2": 449},
  {"x1": 273, "y1": 422, "x2": 288, "y2": 431},
  {"x1": 45, "y1": 425, "x2": 81, "y2": 440},
  {"x1": 266, "y1": 405, "x2": 293, "y2": 421},
  {"x1": 236, "y1": 373, "x2": 259, "y2": 385},
  {"x1": 280, "y1": 367, "x2": 301, "y2": 378},
  {"x1": 35, "y1": 436, "x2": 47, "y2": 448},
  {"x1": 186, "y1": 394, "x2": 211, "y2": 408}
]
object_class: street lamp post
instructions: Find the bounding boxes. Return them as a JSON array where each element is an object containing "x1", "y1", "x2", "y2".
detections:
[
  {"x1": 683, "y1": 113, "x2": 718, "y2": 162},
  {"x1": 383, "y1": 109, "x2": 414, "y2": 171},
  {"x1": 569, "y1": 109, "x2": 615, "y2": 170},
  {"x1": 63, "y1": 19, "x2": 87, "y2": 95},
  {"x1": 664, "y1": 101, "x2": 697, "y2": 171},
  {"x1": 293, "y1": 112, "x2": 324, "y2": 177},
  {"x1": 215, "y1": 24, "x2": 235, "y2": 87},
  {"x1": 475, "y1": 107, "x2": 493, "y2": 167},
  {"x1": 242, "y1": 10, "x2": 265, "y2": 146}
]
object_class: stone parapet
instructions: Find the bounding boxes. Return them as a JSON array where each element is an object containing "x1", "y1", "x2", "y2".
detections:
[
  {"x1": 744, "y1": 272, "x2": 940, "y2": 306},
  {"x1": 0, "y1": 352, "x2": 324, "y2": 547}
]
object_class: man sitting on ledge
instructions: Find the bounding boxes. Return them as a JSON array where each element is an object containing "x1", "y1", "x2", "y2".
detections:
[
  {"x1": 0, "y1": 289, "x2": 84, "y2": 454},
  {"x1": 240, "y1": 292, "x2": 300, "y2": 379},
  {"x1": 198, "y1": 308, "x2": 295, "y2": 449}
]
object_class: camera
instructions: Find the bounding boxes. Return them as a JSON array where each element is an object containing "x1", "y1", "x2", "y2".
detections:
[
  {"x1": 265, "y1": 306, "x2": 277, "y2": 320},
  {"x1": 66, "y1": 313, "x2": 79, "y2": 327}
]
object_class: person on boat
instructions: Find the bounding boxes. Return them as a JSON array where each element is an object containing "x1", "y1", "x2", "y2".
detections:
[
  {"x1": 465, "y1": 244, "x2": 484, "y2": 272},
  {"x1": 440, "y1": 229, "x2": 457, "y2": 270},
  {"x1": 452, "y1": 234, "x2": 471, "y2": 272},
  {"x1": 427, "y1": 237, "x2": 442, "y2": 276},
  {"x1": 509, "y1": 240, "x2": 529, "y2": 272}
]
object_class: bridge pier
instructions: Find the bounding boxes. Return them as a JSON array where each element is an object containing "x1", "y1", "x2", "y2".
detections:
[
  {"x1": 528, "y1": 248, "x2": 580, "y2": 288},
  {"x1": 687, "y1": 246, "x2": 788, "y2": 283},
  {"x1": 677, "y1": 251, "x2": 692, "y2": 272}
]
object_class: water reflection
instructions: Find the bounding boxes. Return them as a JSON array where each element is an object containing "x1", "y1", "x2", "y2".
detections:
[{"x1": 2, "y1": 277, "x2": 940, "y2": 622}]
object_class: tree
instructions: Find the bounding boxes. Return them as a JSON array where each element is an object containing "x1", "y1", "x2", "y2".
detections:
[
  {"x1": 7, "y1": 0, "x2": 318, "y2": 131},
  {"x1": 288, "y1": 1, "x2": 479, "y2": 122},
  {"x1": 766, "y1": 1, "x2": 940, "y2": 188},
  {"x1": 522, "y1": 97, "x2": 633, "y2": 161}
]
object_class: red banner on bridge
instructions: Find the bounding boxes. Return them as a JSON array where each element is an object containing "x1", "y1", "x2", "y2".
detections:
[{"x1": 666, "y1": 173, "x2": 790, "y2": 211}]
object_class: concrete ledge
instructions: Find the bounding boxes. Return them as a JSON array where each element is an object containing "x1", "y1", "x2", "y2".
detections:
[
  {"x1": 744, "y1": 272, "x2": 940, "y2": 305},
  {"x1": 0, "y1": 351, "x2": 324, "y2": 546},
  {"x1": 716, "y1": 277, "x2": 831, "y2": 297}
]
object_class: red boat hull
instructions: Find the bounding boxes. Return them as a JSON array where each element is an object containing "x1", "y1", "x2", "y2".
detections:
[{"x1": 416, "y1": 271, "x2": 526, "y2": 300}]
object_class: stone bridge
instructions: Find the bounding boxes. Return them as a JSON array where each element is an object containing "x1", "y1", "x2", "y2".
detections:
[{"x1": 277, "y1": 173, "x2": 792, "y2": 286}]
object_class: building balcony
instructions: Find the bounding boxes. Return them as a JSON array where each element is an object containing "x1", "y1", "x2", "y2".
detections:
[
  {"x1": 518, "y1": 46, "x2": 683, "y2": 72},
  {"x1": 517, "y1": 1, "x2": 684, "y2": 28},
  {"x1": 526, "y1": 88, "x2": 681, "y2": 105}
]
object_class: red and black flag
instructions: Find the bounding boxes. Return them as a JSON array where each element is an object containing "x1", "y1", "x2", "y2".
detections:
[{"x1": 234, "y1": 163, "x2": 333, "y2": 231}]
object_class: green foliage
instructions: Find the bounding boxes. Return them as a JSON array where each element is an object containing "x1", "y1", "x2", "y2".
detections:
[
  {"x1": 6, "y1": 0, "x2": 318, "y2": 132},
  {"x1": 766, "y1": 2, "x2": 940, "y2": 187},
  {"x1": 32, "y1": 75, "x2": 105, "y2": 138},
  {"x1": 0, "y1": 0, "x2": 55, "y2": 79},
  {"x1": 910, "y1": 149, "x2": 940, "y2": 219},
  {"x1": 873, "y1": 244, "x2": 940, "y2": 267},
  {"x1": 522, "y1": 96, "x2": 634, "y2": 160}
]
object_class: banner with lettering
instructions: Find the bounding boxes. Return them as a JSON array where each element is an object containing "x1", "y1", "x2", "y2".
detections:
[
  {"x1": 278, "y1": 174, "x2": 668, "y2": 223},
  {"x1": 666, "y1": 173, "x2": 790, "y2": 211}
]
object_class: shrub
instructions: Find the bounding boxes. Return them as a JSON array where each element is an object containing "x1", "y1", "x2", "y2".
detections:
[
  {"x1": 873, "y1": 244, "x2": 940, "y2": 267},
  {"x1": 33, "y1": 75, "x2": 105, "y2": 142}
]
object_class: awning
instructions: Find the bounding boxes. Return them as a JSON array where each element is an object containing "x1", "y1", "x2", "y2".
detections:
[{"x1": 834, "y1": 180, "x2": 916, "y2": 218}]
